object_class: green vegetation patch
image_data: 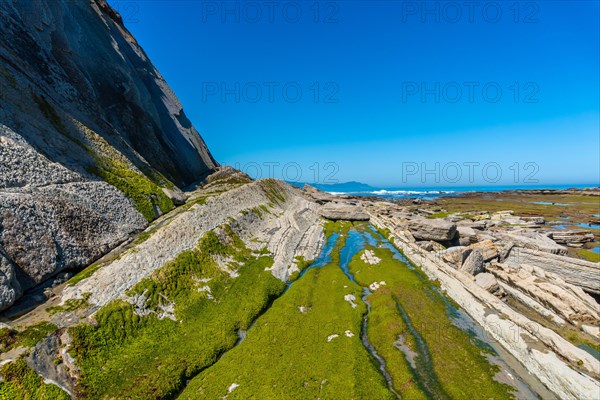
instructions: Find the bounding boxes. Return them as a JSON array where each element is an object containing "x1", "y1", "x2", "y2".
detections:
[
  {"x1": 180, "y1": 226, "x2": 394, "y2": 399},
  {"x1": 0, "y1": 322, "x2": 58, "y2": 352},
  {"x1": 0, "y1": 359, "x2": 70, "y2": 399},
  {"x1": 68, "y1": 227, "x2": 285, "y2": 399},
  {"x1": 47, "y1": 293, "x2": 91, "y2": 315},
  {"x1": 66, "y1": 262, "x2": 104, "y2": 287},
  {"x1": 435, "y1": 193, "x2": 600, "y2": 225},
  {"x1": 576, "y1": 248, "x2": 600, "y2": 263},
  {"x1": 349, "y1": 242, "x2": 514, "y2": 399},
  {"x1": 1, "y1": 64, "x2": 17, "y2": 87},
  {"x1": 90, "y1": 158, "x2": 174, "y2": 222},
  {"x1": 426, "y1": 211, "x2": 449, "y2": 219},
  {"x1": 259, "y1": 179, "x2": 287, "y2": 205}
]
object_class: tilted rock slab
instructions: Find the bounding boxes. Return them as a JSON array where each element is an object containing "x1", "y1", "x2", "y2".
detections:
[
  {"x1": 61, "y1": 180, "x2": 323, "y2": 309},
  {"x1": 505, "y1": 247, "x2": 600, "y2": 294},
  {"x1": 487, "y1": 262, "x2": 599, "y2": 327},
  {"x1": 548, "y1": 230, "x2": 595, "y2": 245}
]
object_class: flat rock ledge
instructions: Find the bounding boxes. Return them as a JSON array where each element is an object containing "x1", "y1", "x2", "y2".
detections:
[{"x1": 319, "y1": 202, "x2": 370, "y2": 221}]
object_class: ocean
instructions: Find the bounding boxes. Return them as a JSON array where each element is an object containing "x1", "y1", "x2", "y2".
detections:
[{"x1": 288, "y1": 182, "x2": 599, "y2": 201}]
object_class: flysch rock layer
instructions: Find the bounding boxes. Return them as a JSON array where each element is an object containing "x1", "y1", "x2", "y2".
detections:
[
  {"x1": 61, "y1": 180, "x2": 323, "y2": 310},
  {"x1": 505, "y1": 247, "x2": 600, "y2": 295},
  {"x1": 370, "y1": 212, "x2": 600, "y2": 400}
]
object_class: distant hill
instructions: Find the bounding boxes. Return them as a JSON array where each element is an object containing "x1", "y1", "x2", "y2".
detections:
[{"x1": 287, "y1": 181, "x2": 376, "y2": 192}]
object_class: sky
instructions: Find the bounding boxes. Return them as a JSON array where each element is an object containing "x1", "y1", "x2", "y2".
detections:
[{"x1": 107, "y1": 0, "x2": 599, "y2": 187}]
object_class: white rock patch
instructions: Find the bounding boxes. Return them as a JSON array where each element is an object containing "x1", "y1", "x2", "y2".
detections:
[
  {"x1": 345, "y1": 330, "x2": 354, "y2": 337},
  {"x1": 227, "y1": 383, "x2": 239, "y2": 393},
  {"x1": 327, "y1": 334, "x2": 339, "y2": 342},
  {"x1": 369, "y1": 281, "x2": 387, "y2": 291},
  {"x1": 361, "y1": 250, "x2": 381, "y2": 265},
  {"x1": 344, "y1": 294, "x2": 357, "y2": 308},
  {"x1": 197, "y1": 285, "x2": 214, "y2": 300}
]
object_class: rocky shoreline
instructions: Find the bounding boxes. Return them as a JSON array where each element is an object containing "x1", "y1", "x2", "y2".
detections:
[
  {"x1": 0, "y1": 177, "x2": 598, "y2": 398},
  {"x1": 303, "y1": 185, "x2": 600, "y2": 399}
]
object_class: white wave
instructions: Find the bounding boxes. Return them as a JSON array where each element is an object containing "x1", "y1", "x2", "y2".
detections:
[
  {"x1": 326, "y1": 189, "x2": 456, "y2": 197},
  {"x1": 370, "y1": 190, "x2": 455, "y2": 196}
]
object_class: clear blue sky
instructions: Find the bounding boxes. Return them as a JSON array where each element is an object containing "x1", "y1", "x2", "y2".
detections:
[{"x1": 108, "y1": 0, "x2": 599, "y2": 187}]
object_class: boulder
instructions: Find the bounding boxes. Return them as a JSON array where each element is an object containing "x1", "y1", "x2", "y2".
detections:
[
  {"x1": 0, "y1": 252, "x2": 22, "y2": 310},
  {"x1": 319, "y1": 202, "x2": 370, "y2": 221},
  {"x1": 474, "y1": 272, "x2": 503, "y2": 296},
  {"x1": 460, "y1": 250, "x2": 485, "y2": 275},
  {"x1": 456, "y1": 226, "x2": 478, "y2": 246},
  {"x1": 162, "y1": 188, "x2": 187, "y2": 206},
  {"x1": 417, "y1": 240, "x2": 446, "y2": 252},
  {"x1": 441, "y1": 246, "x2": 468, "y2": 266},
  {"x1": 498, "y1": 241, "x2": 515, "y2": 262},
  {"x1": 522, "y1": 216, "x2": 545, "y2": 225},
  {"x1": 407, "y1": 217, "x2": 457, "y2": 242},
  {"x1": 456, "y1": 219, "x2": 487, "y2": 230},
  {"x1": 441, "y1": 240, "x2": 498, "y2": 267},
  {"x1": 469, "y1": 239, "x2": 499, "y2": 262}
]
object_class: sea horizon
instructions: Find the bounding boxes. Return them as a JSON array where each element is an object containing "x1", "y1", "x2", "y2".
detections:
[{"x1": 288, "y1": 181, "x2": 600, "y2": 200}]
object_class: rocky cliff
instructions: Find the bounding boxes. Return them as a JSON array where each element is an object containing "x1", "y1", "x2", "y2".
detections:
[{"x1": 0, "y1": 0, "x2": 218, "y2": 310}]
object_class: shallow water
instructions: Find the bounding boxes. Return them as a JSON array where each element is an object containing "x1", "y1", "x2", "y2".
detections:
[
  {"x1": 241, "y1": 225, "x2": 554, "y2": 399},
  {"x1": 577, "y1": 344, "x2": 600, "y2": 361},
  {"x1": 352, "y1": 226, "x2": 552, "y2": 399},
  {"x1": 336, "y1": 229, "x2": 400, "y2": 398},
  {"x1": 532, "y1": 201, "x2": 570, "y2": 206},
  {"x1": 577, "y1": 222, "x2": 600, "y2": 230},
  {"x1": 550, "y1": 222, "x2": 600, "y2": 231},
  {"x1": 289, "y1": 232, "x2": 339, "y2": 287}
]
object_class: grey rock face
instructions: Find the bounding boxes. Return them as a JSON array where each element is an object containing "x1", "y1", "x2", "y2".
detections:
[
  {"x1": 460, "y1": 250, "x2": 484, "y2": 275},
  {"x1": 456, "y1": 226, "x2": 478, "y2": 246},
  {"x1": 0, "y1": 0, "x2": 217, "y2": 187},
  {"x1": 0, "y1": 182, "x2": 146, "y2": 286},
  {"x1": 0, "y1": 0, "x2": 218, "y2": 310},
  {"x1": 407, "y1": 218, "x2": 457, "y2": 241}
]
